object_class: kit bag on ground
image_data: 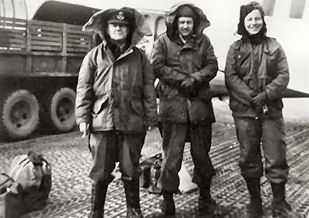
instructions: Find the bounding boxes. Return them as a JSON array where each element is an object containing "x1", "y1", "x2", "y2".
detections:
[
  {"x1": 139, "y1": 153, "x2": 162, "y2": 194},
  {"x1": 0, "y1": 173, "x2": 26, "y2": 218},
  {"x1": 8, "y1": 151, "x2": 52, "y2": 211}
]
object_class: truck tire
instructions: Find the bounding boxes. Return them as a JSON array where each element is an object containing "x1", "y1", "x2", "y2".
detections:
[
  {"x1": 0, "y1": 89, "x2": 39, "y2": 139},
  {"x1": 47, "y1": 88, "x2": 76, "y2": 132}
]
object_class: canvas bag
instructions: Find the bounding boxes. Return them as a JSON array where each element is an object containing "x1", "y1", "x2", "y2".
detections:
[
  {"x1": 8, "y1": 151, "x2": 52, "y2": 211},
  {"x1": 0, "y1": 173, "x2": 26, "y2": 218}
]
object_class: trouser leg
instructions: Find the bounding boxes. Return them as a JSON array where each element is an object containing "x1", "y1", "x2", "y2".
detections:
[
  {"x1": 88, "y1": 132, "x2": 118, "y2": 218},
  {"x1": 261, "y1": 117, "x2": 289, "y2": 184},
  {"x1": 189, "y1": 123, "x2": 216, "y2": 213},
  {"x1": 117, "y1": 132, "x2": 145, "y2": 218},
  {"x1": 89, "y1": 131, "x2": 118, "y2": 183},
  {"x1": 158, "y1": 122, "x2": 186, "y2": 215},
  {"x1": 158, "y1": 122, "x2": 187, "y2": 193},
  {"x1": 234, "y1": 118, "x2": 264, "y2": 217},
  {"x1": 234, "y1": 118, "x2": 263, "y2": 179},
  {"x1": 190, "y1": 123, "x2": 216, "y2": 183},
  {"x1": 261, "y1": 118, "x2": 295, "y2": 217}
]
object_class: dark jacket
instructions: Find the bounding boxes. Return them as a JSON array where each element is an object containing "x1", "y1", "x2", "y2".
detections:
[
  {"x1": 151, "y1": 4, "x2": 218, "y2": 124},
  {"x1": 225, "y1": 37, "x2": 289, "y2": 118},
  {"x1": 75, "y1": 8, "x2": 158, "y2": 133}
]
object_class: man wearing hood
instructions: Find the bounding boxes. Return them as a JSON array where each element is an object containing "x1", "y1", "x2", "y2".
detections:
[
  {"x1": 225, "y1": 2, "x2": 296, "y2": 217},
  {"x1": 75, "y1": 7, "x2": 158, "y2": 218},
  {"x1": 151, "y1": 3, "x2": 218, "y2": 216}
]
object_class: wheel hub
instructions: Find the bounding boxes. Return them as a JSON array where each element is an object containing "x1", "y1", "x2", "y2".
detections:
[
  {"x1": 10, "y1": 101, "x2": 31, "y2": 128},
  {"x1": 57, "y1": 98, "x2": 74, "y2": 123}
]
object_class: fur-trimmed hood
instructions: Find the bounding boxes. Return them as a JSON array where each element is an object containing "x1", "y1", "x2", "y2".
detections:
[
  {"x1": 166, "y1": 3, "x2": 210, "y2": 41},
  {"x1": 82, "y1": 7, "x2": 152, "y2": 46}
]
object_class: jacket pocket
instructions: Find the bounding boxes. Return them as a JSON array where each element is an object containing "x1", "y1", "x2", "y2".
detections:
[
  {"x1": 235, "y1": 51, "x2": 250, "y2": 77},
  {"x1": 92, "y1": 95, "x2": 109, "y2": 115}
]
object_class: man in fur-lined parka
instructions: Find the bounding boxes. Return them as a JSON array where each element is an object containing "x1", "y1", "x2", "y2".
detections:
[
  {"x1": 151, "y1": 3, "x2": 218, "y2": 216},
  {"x1": 75, "y1": 7, "x2": 158, "y2": 218}
]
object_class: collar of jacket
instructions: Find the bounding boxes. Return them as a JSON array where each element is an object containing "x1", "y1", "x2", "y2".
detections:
[
  {"x1": 234, "y1": 37, "x2": 281, "y2": 58},
  {"x1": 175, "y1": 34, "x2": 199, "y2": 49},
  {"x1": 102, "y1": 41, "x2": 135, "y2": 61}
]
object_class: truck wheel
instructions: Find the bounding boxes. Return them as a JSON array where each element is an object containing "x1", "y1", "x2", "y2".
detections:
[
  {"x1": 0, "y1": 89, "x2": 39, "y2": 139},
  {"x1": 47, "y1": 88, "x2": 76, "y2": 132}
]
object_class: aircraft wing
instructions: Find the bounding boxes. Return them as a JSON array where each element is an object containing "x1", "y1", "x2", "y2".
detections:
[
  {"x1": 210, "y1": 77, "x2": 309, "y2": 98},
  {"x1": 283, "y1": 88, "x2": 309, "y2": 98}
]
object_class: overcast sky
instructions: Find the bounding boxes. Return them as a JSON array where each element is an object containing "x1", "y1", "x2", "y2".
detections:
[
  {"x1": 26, "y1": 0, "x2": 177, "y2": 17},
  {"x1": 26, "y1": 0, "x2": 245, "y2": 18}
]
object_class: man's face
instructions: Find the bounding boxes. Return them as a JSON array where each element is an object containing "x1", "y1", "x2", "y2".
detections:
[
  {"x1": 107, "y1": 23, "x2": 129, "y2": 41},
  {"x1": 177, "y1": 17, "x2": 194, "y2": 37},
  {"x1": 244, "y1": 9, "x2": 263, "y2": 35}
]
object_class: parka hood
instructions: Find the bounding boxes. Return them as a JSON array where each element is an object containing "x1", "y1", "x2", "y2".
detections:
[
  {"x1": 83, "y1": 7, "x2": 152, "y2": 47},
  {"x1": 166, "y1": 3, "x2": 210, "y2": 41},
  {"x1": 237, "y1": 1, "x2": 267, "y2": 44}
]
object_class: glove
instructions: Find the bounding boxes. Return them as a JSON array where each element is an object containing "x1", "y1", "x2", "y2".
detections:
[
  {"x1": 252, "y1": 91, "x2": 267, "y2": 107},
  {"x1": 79, "y1": 122, "x2": 89, "y2": 138},
  {"x1": 180, "y1": 77, "x2": 196, "y2": 88},
  {"x1": 180, "y1": 77, "x2": 198, "y2": 97}
]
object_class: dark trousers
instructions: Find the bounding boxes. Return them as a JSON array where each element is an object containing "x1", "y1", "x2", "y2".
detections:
[
  {"x1": 234, "y1": 116, "x2": 289, "y2": 183},
  {"x1": 158, "y1": 121, "x2": 215, "y2": 192},
  {"x1": 89, "y1": 131, "x2": 145, "y2": 183}
]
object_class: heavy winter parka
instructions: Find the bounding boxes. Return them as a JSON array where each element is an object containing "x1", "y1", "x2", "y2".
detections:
[
  {"x1": 225, "y1": 37, "x2": 289, "y2": 118},
  {"x1": 151, "y1": 3, "x2": 218, "y2": 124},
  {"x1": 75, "y1": 8, "x2": 158, "y2": 133}
]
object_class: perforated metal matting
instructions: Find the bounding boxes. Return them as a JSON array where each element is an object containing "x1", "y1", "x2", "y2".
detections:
[{"x1": 0, "y1": 122, "x2": 308, "y2": 218}]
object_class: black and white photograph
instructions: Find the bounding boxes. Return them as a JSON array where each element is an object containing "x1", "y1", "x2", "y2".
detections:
[{"x1": 0, "y1": 0, "x2": 308, "y2": 217}]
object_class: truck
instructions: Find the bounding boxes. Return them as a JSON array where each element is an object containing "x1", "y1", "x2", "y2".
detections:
[{"x1": 0, "y1": 0, "x2": 166, "y2": 140}]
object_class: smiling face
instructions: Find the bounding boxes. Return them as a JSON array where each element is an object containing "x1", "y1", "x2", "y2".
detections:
[
  {"x1": 177, "y1": 17, "x2": 194, "y2": 37},
  {"x1": 244, "y1": 9, "x2": 264, "y2": 35},
  {"x1": 107, "y1": 23, "x2": 129, "y2": 41}
]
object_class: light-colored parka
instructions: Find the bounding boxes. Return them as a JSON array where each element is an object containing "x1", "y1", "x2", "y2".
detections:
[
  {"x1": 151, "y1": 3, "x2": 218, "y2": 124},
  {"x1": 75, "y1": 8, "x2": 158, "y2": 133}
]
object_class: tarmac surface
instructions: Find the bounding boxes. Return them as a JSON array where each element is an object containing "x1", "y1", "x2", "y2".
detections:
[{"x1": 0, "y1": 99, "x2": 309, "y2": 218}]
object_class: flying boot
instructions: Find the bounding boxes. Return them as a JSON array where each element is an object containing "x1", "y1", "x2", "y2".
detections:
[
  {"x1": 271, "y1": 182, "x2": 296, "y2": 218},
  {"x1": 89, "y1": 181, "x2": 108, "y2": 218},
  {"x1": 124, "y1": 179, "x2": 144, "y2": 218},
  {"x1": 160, "y1": 190, "x2": 175, "y2": 216},
  {"x1": 198, "y1": 177, "x2": 217, "y2": 215},
  {"x1": 245, "y1": 178, "x2": 263, "y2": 218}
]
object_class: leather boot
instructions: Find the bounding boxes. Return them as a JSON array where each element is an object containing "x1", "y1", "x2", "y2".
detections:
[
  {"x1": 245, "y1": 178, "x2": 263, "y2": 218},
  {"x1": 126, "y1": 207, "x2": 143, "y2": 218},
  {"x1": 124, "y1": 180, "x2": 144, "y2": 218},
  {"x1": 198, "y1": 177, "x2": 217, "y2": 214},
  {"x1": 89, "y1": 181, "x2": 108, "y2": 218},
  {"x1": 271, "y1": 182, "x2": 296, "y2": 218},
  {"x1": 160, "y1": 190, "x2": 175, "y2": 216}
]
